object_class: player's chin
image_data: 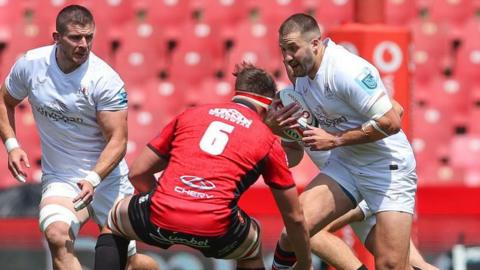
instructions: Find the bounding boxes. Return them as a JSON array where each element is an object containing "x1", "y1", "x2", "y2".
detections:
[
  {"x1": 293, "y1": 68, "x2": 307, "y2": 77},
  {"x1": 73, "y1": 54, "x2": 88, "y2": 64}
]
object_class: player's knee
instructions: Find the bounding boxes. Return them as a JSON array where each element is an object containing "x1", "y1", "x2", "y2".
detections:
[
  {"x1": 44, "y1": 222, "x2": 72, "y2": 248},
  {"x1": 126, "y1": 253, "x2": 160, "y2": 270},
  {"x1": 39, "y1": 204, "x2": 81, "y2": 244},
  {"x1": 375, "y1": 254, "x2": 405, "y2": 270}
]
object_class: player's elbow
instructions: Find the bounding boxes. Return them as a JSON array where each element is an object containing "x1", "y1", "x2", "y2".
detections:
[
  {"x1": 387, "y1": 118, "x2": 401, "y2": 135},
  {"x1": 377, "y1": 110, "x2": 401, "y2": 136},
  {"x1": 283, "y1": 141, "x2": 304, "y2": 168},
  {"x1": 283, "y1": 209, "x2": 307, "y2": 228}
]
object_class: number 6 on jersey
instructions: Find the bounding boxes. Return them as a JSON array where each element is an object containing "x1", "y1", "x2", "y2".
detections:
[{"x1": 199, "y1": 121, "x2": 234, "y2": 155}]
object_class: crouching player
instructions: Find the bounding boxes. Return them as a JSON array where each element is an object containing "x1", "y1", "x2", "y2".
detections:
[{"x1": 93, "y1": 63, "x2": 312, "y2": 270}]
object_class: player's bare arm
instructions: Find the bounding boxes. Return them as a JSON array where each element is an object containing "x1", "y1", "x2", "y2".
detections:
[
  {"x1": 392, "y1": 99, "x2": 404, "y2": 119},
  {"x1": 282, "y1": 140, "x2": 304, "y2": 168},
  {"x1": 302, "y1": 100, "x2": 401, "y2": 151},
  {"x1": 73, "y1": 109, "x2": 128, "y2": 210},
  {"x1": 271, "y1": 187, "x2": 312, "y2": 270},
  {"x1": 0, "y1": 84, "x2": 30, "y2": 182},
  {"x1": 324, "y1": 206, "x2": 365, "y2": 233},
  {"x1": 129, "y1": 147, "x2": 168, "y2": 193}
]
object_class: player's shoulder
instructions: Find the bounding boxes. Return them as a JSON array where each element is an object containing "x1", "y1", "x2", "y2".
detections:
[
  {"x1": 87, "y1": 52, "x2": 122, "y2": 79},
  {"x1": 17, "y1": 45, "x2": 54, "y2": 66},
  {"x1": 325, "y1": 39, "x2": 379, "y2": 78},
  {"x1": 24, "y1": 45, "x2": 54, "y2": 60}
]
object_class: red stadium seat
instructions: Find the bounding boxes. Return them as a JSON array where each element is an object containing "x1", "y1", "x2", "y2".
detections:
[
  {"x1": 448, "y1": 133, "x2": 480, "y2": 187},
  {"x1": 242, "y1": 0, "x2": 305, "y2": 28},
  {"x1": 190, "y1": 0, "x2": 247, "y2": 29},
  {"x1": 411, "y1": 19, "x2": 450, "y2": 84},
  {"x1": 135, "y1": 0, "x2": 191, "y2": 27},
  {"x1": 186, "y1": 77, "x2": 234, "y2": 106},
  {"x1": 0, "y1": 5, "x2": 54, "y2": 81},
  {"x1": 384, "y1": 0, "x2": 417, "y2": 26},
  {"x1": 113, "y1": 19, "x2": 166, "y2": 84},
  {"x1": 427, "y1": 76, "x2": 469, "y2": 119},
  {"x1": 429, "y1": 0, "x2": 474, "y2": 28},
  {"x1": 306, "y1": 0, "x2": 354, "y2": 33},
  {"x1": 142, "y1": 76, "x2": 189, "y2": 121},
  {"x1": 81, "y1": 0, "x2": 135, "y2": 27},
  {"x1": 411, "y1": 98, "x2": 454, "y2": 177},
  {"x1": 455, "y1": 17, "x2": 480, "y2": 85},
  {"x1": 169, "y1": 23, "x2": 224, "y2": 84},
  {"x1": 126, "y1": 77, "x2": 189, "y2": 163},
  {"x1": 467, "y1": 87, "x2": 480, "y2": 135},
  {"x1": 227, "y1": 19, "x2": 279, "y2": 78}
]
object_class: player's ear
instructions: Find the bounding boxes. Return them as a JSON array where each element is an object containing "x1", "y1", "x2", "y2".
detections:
[
  {"x1": 52, "y1": 32, "x2": 60, "y2": 43},
  {"x1": 311, "y1": 37, "x2": 321, "y2": 53}
]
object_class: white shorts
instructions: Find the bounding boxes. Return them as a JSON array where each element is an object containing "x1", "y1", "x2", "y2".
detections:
[
  {"x1": 41, "y1": 174, "x2": 134, "y2": 227},
  {"x1": 321, "y1": 157, "x2": 417, "y2": 215}
]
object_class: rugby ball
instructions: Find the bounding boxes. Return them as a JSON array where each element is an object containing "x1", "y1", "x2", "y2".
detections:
[{"x1": 278, "y1": 87, "x2": 317, "y2": 141}]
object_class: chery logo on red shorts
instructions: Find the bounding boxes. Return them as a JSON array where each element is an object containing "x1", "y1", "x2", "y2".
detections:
[{"x1": 180, "y1": 176, "x2": 216, "y2": 190}]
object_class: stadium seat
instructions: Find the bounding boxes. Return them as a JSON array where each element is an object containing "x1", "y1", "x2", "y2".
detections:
[
  {"x1": 242, "y1": 0, "x2": 305, "y2": 28},
  {"x1": 227, "y1": 19, "x2": 279, "y2": 78},
  {"x1": 142, "y1": 76, "x2": 189, "y2": 122},
  {"x1": 0, "y1": 6, "x2": 54, "y2": 84},
  {"x1": 411, "y1": 99, "x2": 454, "y2": 174},
  {"x1": 429, "y1": 0, "x2": 474, "y2": 28},
  {"x1": 81, "y1": 0, "x2": 135, "y2": 27},
  {"x1": 307, "y1": 0, "x2": 354, "y2": 33},
  {"x1": 450, "y1": 135, "x2": 480, "y2": 174},
  {"x1": 113, "y1": 17, "x2": 166, "y2": 84},
  {"x1": 136, "y1": 0, "x2": 191, "y2": 27},
  {"x1": 468, "y1": 88, "x2": 480, "y2": 135},
  {"x1": 169, "y1": 22, "x2": 224, "y2": 84},
  {"x1": 186, "y1": 77, "x2": 234, "y2": 106},
  {"x1": 0, "y1": 0, "x2": 26, "y2": 26},
  {"x1": 411, "y1": 18, "x2": 450, "y2": 84},
  {"x1": 384, "y1": 0, "x2": 417, "y2": 26},
  {"x1": 125, "y1": 76, "x2": 189, "y2": 164},
  {"x1": 455, "y1": 17, "x2": 480, "y2": 86},
  {"x1": 189, "y1": 0, "x2": 247, "y2": 29},
  {"x1": 427, "y1": 76, "x2": 469, "y2": 119}
]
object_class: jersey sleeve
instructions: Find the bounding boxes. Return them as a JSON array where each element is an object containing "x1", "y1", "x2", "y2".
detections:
[
  {"x1": 262, "y1": 138, "x2": 296, "y2": 189},
  {"x1": 4, "y1": 55, "x2": 29, "y2": 100},
  {"x1": 147, "y1": 116, "x2": 178, "y2": 158},
  {"x1": 332, "y1": 63, "x2": 392, "y2": 119},
  {"x1": 94, "y1": 73, "x2": 128, "y2": 111}
]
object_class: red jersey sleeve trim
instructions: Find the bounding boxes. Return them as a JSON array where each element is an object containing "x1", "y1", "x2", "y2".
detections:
[
  {"x1": 147, "y1": 143, "x2": 170, "y2": 160},
  {"x1": 268, "y1": 183, "x2": 296, "y2": 190}
]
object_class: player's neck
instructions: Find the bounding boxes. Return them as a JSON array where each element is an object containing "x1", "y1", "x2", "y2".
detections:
[
  {"x1": 55, "y1": 48, "x2": 81, "y2": 74},
  {"x1": 232, "y1": 98, "x2": 260, "y2": 113}
]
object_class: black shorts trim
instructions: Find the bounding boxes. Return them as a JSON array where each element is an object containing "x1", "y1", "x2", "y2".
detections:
[{"x1": 128, "y1": 193, "x2": 252, "y2": 258}]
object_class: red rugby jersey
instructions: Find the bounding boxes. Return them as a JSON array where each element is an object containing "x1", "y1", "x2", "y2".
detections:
[{"x1": 147, "y1": 102, "x2": 295, "y2": 236}]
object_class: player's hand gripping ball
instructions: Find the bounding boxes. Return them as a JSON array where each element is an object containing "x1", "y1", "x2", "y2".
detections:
[{"x1": 278, "y1": 87, "x2": 317, "y2": 141}]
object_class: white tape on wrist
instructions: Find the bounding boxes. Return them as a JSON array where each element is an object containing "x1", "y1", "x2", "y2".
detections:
[
  {"x1": 84, "y1": 171, "x2": 101, "y2": 188},
  {"x1": 4, "y1": 138, "x2": 20, "y2": 153},
  {"x1": 362, "y1": 120, "x2": 389, "y2": 137}
]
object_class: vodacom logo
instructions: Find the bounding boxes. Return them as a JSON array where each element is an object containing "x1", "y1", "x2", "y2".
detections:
[{"x1": 373, "y1": 41, "x2": 403, "y2": 73}]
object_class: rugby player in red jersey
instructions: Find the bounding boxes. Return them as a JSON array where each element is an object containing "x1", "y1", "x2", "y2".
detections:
[{"x1": 93, "y1": 63, "x2": 312, "y2": 270}]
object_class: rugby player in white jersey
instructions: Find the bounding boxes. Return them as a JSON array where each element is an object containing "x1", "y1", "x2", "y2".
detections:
[
  {"x1": 277, "y1": 82, "x2": 436, "y2": 270},
  {"x1": 268, "y1": 13, "x2": 418, "y2": 270},
  {"x1": 0, "y1": 5, "x2": 157, "y2": 270}
]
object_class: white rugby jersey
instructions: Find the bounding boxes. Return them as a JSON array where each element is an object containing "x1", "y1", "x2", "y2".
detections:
[
  {"x1": 295, "y1": 39, "x2": 415, "y2": 168},
  {"x1": 5, "y1": 45, "x2": 129, "y2": 181}
]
